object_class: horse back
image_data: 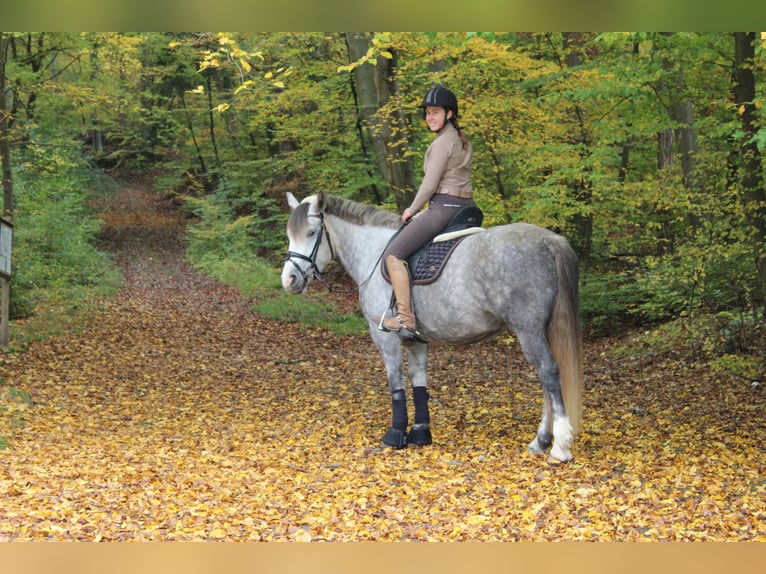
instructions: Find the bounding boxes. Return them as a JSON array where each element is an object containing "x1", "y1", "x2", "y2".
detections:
[{"x1": 410, "y1": 222, "x2": 575, "y2": 343}]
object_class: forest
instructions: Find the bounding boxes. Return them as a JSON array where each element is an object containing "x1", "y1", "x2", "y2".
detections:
[
  {"x1": 1, "y1": 31, "x2": 766, "y2": 546},
  {"x1": 1, "y1": 32, "x2": 764, "y2": 377}
]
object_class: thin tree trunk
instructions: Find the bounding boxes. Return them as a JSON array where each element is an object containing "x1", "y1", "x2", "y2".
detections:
[
  {"x1": 346, "y1": 72, "x2": 383, "y2": 204},
  {"x1": 180, "y1": 93, "x2": 206, "y2": 174},
  {"x1": 562, "y1": 33, "x2": 593, "y2": 263},
  {"x1": 733, "y1": 32, "x2": 766, "y2": 309},
  {"x1": 374, "y1": 50, "x2": 417, "y2": 209},
  {"x1": 658, "y1": 33, "x2": 702, "y2": 228},
  {"x1": 205, "y1": 75, "x2": 220, "y2": 169},
  {"x1": 0, "y1": 33, "x2": 13, "y2": 218}
]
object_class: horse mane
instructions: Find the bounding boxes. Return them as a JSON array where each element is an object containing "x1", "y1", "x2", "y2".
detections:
[{"x1": 322, "y1": 194, "x2": 401, "y2": 230}]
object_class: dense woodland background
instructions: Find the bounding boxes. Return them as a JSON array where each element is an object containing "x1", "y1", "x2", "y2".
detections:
[{"x1": 1, "y1": 32, "x2": 764, "y2": 379}]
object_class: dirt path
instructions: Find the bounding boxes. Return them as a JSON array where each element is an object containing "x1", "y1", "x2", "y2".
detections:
[{"x1": 0, "y1": 184, "x2": 764, "y2": 541}]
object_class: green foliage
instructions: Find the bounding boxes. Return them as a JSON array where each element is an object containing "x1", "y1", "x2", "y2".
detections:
[
  {"x1": 183, "y1": 183, "x2": 367, "y2": 335},
  {"x1": 11, "y1": 140, "x2": 121, "y2": 320},
  {"x1": 187, "y1": 240, "x2": 368, "y2": 336},
  {"x1": 183, "y1": 170, "x2": 286, "y2": 264},
  {"x1": 252, "y1": 293, "x2": 368, "y2": 336},
  {"x1": 710, "y1": 354, "x2": 762, "y2": 381},
  {"x1": 580, "y1": 270, "x2": 644, "y2": 334}
]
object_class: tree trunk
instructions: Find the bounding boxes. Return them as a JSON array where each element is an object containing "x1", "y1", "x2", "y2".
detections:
[
  {"x1": 205, "y1": 75, "x2": 220, "y2": 169},
  {"x1": 0, "y1": 33, "x2": 13, "y2": 218},
  {"x1": 658, "y1": 33, "x2": 702, "y2": 229},
  {"x1": 374, "y1": 51, "x2": 417, "y2": 209},
  {"x1": 562, "y1": 33, "x2": 593, "y2": 263},
  {"x1": 180, "y1": 93, "x2": 206, "y2": 174},
  {"x1": 733, "y1": 32, "x2": 766, "y2": 309},
  {"x1": 344, "y1": 32, "x2": 415, "y2": 211}
]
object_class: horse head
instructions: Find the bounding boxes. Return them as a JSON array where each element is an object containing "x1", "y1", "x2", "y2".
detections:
[{"x1": 281, "y1": 192, "x2": 334, "y2": 293}]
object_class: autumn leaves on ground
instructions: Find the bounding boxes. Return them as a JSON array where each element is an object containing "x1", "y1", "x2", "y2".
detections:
[{"x1": 1, "y1": 185, "x2": 764, "y2": 542}]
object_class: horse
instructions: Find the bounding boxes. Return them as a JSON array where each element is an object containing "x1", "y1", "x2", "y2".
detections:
[{"x1": 281, "y1": 191, "x2": 583, "y2": 463}]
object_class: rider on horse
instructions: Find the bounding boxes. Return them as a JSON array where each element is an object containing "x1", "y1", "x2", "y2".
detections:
[{"x1": 376, "y1": 86, "x2": 476, "y2": 338}]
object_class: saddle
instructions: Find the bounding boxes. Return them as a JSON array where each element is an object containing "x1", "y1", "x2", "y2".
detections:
[{"x1": 382, "y1": 205, "x2": 485, "y2": 286}]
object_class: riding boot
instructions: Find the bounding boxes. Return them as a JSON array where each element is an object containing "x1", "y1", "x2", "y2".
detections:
[{"x1": 378, "y1": 256, "x2": 419, "y2": 337}]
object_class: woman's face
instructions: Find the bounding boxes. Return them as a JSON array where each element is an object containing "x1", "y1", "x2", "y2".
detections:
[{"x1": 424, "y1": 106, "x2": 452, "y2": 132}]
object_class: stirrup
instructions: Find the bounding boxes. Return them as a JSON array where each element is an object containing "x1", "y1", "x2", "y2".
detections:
[{"x1": 378, "y1": 314, "x2": 423, "y2": 340}]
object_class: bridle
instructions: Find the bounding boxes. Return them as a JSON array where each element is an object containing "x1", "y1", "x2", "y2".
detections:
[
  {"x1": 284, "y1": 210, "x2": 391, "y2": 294},
  {"x1": 284, "y1": 212, "x2": 335, "y2": 287}
]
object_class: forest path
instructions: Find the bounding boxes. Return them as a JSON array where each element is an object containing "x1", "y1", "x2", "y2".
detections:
[{"x1": 0, "y1": 183, "x2": 763, "y2": 541}]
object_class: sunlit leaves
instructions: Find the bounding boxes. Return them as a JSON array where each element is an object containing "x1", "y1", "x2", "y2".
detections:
[
  {"x1": 173, "y1": 33, "x2": 291, "y2": 108},
  {"x1": 337, "y1": 32, "x2": 393, "y2": 73}
]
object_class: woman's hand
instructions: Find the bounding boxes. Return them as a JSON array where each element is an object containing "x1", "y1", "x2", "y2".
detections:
[{"x1": 402, "y1": 208, "x2": 415, "y2": 224}]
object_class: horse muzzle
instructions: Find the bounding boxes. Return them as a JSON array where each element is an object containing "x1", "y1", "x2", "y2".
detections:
[
  {"x1": 281, "y1": 257, "x2": 312, "y2": 294},
  {"x1": 282, "y1": 269, "x2": 306, "y2": 294}
]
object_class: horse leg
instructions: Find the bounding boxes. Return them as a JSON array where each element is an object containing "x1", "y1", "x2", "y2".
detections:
[
  {"x1": 405, "y1": 342, "x2": 432, "y2": 446},
  {"x1": 517, "y1": 331, "x2": 574, "y2": 463},
  {"x1": 373, "y1": 332, "x2": 409, "y2": 449},
  {"x1": 528, "y1": 394, "x2": 552, "y2": 454}
]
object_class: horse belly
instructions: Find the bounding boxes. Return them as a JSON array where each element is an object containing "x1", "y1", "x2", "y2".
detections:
[{"x1": 411, "y1": 251, "x2": 505, "y2": 344}]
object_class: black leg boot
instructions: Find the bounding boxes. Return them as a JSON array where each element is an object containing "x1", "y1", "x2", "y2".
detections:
[
  {"x1": 408, "y1": 387, "x2": 432, "y2": 446},
  {"x1": 382, "y1": 389, "x2": 408, "y2": 449}
]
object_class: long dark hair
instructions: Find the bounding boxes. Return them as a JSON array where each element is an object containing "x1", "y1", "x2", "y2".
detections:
[{"x1": 449, "y1": 115, "x2": 470, "y2": 150}]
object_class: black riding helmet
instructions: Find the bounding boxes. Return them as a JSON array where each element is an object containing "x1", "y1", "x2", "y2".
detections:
[{"x1": 419, "y1": 86, "x2": 458, "y2": 117}]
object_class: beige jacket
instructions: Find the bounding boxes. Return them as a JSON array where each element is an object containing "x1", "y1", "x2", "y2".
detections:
[{"x1": 409, "y1": 123, "x2": 473, "y2": 213}]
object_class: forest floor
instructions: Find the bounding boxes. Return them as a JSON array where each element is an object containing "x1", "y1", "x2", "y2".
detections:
[{"x1": 0, "y1": 183, "x2": 764, "y2": 542}]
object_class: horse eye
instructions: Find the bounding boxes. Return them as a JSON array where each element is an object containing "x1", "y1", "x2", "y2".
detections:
[{"x1": 307, "y1": 229, "x2": 317, "y2": 238}]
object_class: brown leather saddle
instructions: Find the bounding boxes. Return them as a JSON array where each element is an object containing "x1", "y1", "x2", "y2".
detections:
[{"x1": 381, "y1": 206, "x2": 484, "y2": 286}]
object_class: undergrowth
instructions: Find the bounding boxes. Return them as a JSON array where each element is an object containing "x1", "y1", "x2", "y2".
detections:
[
  {"x1": 609, "y1": 314, "x2": 765, "y2": 382},
  {"x1": 185, "y1": 249, "x2": 367, "y2": 336}
]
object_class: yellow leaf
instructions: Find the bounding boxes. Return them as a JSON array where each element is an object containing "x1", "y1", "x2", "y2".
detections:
[
  {"x1": 292, "y1": 529, "x2": 312, "y2": 542},
  {"x1": 466, "y1": 514, "x2": 488, "y2": 525}
]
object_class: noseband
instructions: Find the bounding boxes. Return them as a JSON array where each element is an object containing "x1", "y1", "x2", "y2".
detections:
[{"x1": 284, "y1": 213, "x2": 335, "y2": 285}]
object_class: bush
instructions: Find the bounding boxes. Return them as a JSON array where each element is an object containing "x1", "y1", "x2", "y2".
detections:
[
  {"x1": 11, "y1": 142, "x2": 120, "y2": 321},
  {"x1": 579, "y1": 269, "x2": 645, "y2": 335}
]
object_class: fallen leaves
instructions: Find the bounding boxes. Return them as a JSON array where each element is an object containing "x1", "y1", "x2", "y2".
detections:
[{"x1": 0, "y1": 185, "x2": 764, "y2": 541}]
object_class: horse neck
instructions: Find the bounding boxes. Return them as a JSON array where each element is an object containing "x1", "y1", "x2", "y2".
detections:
[{"x1": 325, "y1": 215, "x2": 393, "y2": 285}]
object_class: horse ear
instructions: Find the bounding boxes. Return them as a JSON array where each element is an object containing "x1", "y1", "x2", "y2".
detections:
[
  {"x1": 286, "y1": 192, "x2": 300, "y2": 211},
  {"x1": 316, "y1": 191, "x2": 326, "y2": 212}
]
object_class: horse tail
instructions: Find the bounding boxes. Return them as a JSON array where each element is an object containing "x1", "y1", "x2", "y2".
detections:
[{"x1": 547, "y1": 238, "x2": 584, "y2": 435}]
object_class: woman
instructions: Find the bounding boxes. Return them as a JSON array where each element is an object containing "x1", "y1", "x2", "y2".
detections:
[{"x1": 377, "y1": 86, "x2": 476, "y2": 337}]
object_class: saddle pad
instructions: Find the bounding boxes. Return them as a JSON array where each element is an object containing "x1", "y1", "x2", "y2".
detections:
[
  {"x1": 381, "y1": 236, "x2": 468, "y2": 286},
  {"x1": 410, "y1": 237, "x2": 465, "y2": 285}
]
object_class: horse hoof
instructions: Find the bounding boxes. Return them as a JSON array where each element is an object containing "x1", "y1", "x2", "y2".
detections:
[
  {"x1": 527, "y1": 439, "x2": 546, "y2": 455},
  {"x1": 547, "y1": 454, "x2": 573, "y2": 465},
  {"x1": 407, "y1": 424, "x2": 432, "y2": 446},
  {"x1": 382, "y1": 428, "x2": 407, "y2": 449}
]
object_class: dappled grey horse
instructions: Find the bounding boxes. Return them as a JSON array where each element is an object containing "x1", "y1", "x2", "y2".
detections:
[{"x1": 281, "y1": 192, "x2": 583, "y2": 462}]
